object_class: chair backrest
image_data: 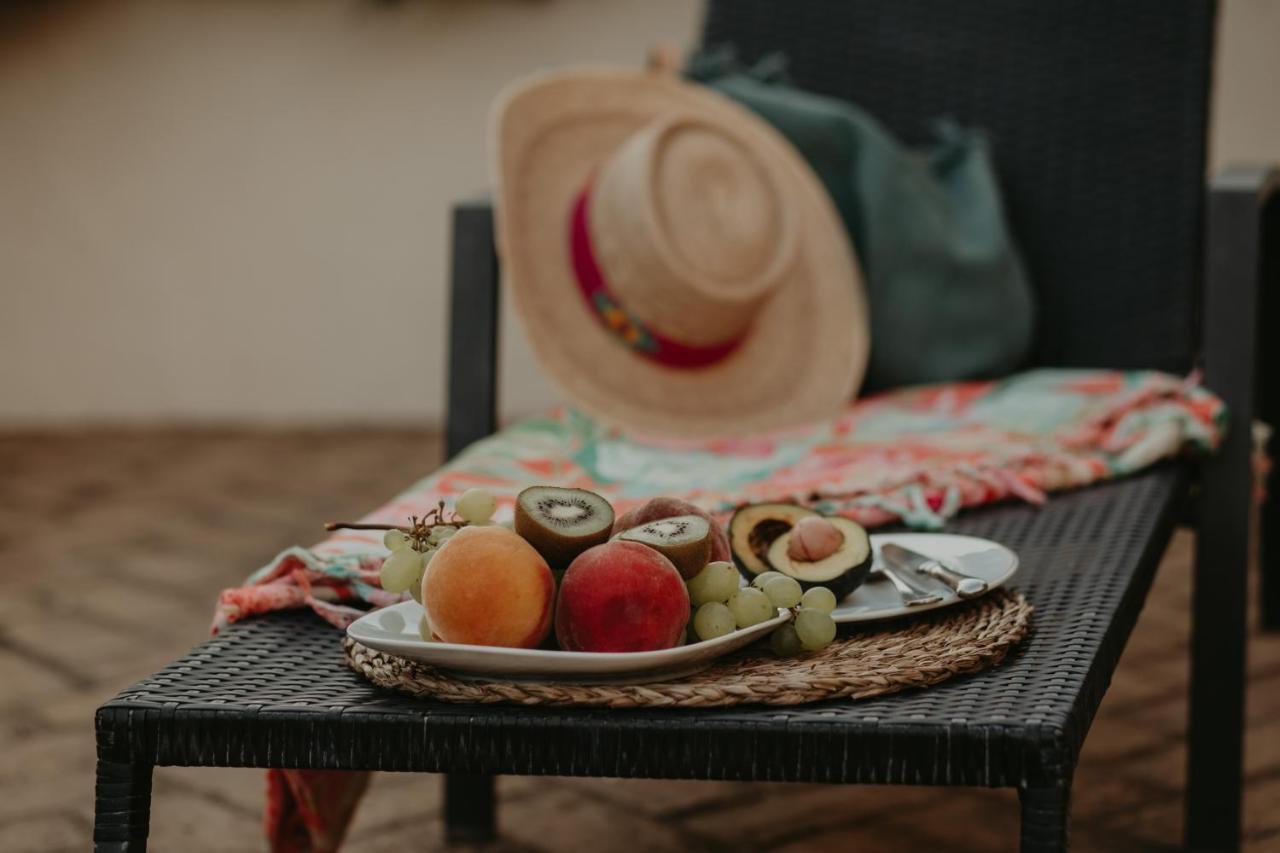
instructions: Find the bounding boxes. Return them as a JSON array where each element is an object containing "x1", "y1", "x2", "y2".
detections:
[{"x1": 701, "y1": 0, "x2": 1216, "y2": 373}]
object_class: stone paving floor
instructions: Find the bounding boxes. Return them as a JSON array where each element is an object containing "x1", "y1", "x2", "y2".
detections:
[{"x1": 0, "y1": 430, "x2": 1277, "y2": 852}]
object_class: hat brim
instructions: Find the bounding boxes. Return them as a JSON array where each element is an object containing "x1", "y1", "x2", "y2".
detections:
[{"x1": 492, "y1": 69, "x2": 869, "y2": 438}]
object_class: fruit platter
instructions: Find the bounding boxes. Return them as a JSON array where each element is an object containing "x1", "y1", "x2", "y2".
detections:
[{"x1": 344, "y1": 485, "x2": 1018, "y2": 683}]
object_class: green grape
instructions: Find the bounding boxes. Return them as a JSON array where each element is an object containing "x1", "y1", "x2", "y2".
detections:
[
  {"x1": 728, "y1": 587, "x2": 774, "y2": 628},
  {"x1": 692, "y1": 602, "x2": 736, "y2": 641},
  {"x1": 794, "y1": 607, "x2": 837, "y2": 650},
  {"x1": 770, "y1": 623, "x2": 803, "y2": 656},
  {"x1": 800, "y1": 586, "x2": 838, "y2": 614},
  {"x1": 687, "y1": 561, "x2": 740, "y2": 605},
  {"x1": 380, "y1": 548, "x2": 424, "y2": 593},
  {"x1": 751, "y1": 571, "x2": 785, "y2": 590},
  {"x1": 409, "y1": 546, "x2": 437, "y2": 604},
  {"x1": 430, "y1": 525, "x2": 457, "y2": 545},
  {"x1": 455, "y1": 488, "x2": 497, "y2": 525},
  {"x1": 383, "y1": 529, "x2": 408, "y2": 551},
  {"x1": 762, "y1": 575, "x2": 803, "y2": 609},
  {"x1": 418, "y1": 613, "x2": 433, "y2": 642}
]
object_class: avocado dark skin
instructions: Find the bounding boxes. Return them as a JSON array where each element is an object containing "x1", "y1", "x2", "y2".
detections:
[
  {"x1": 731, "y1": 504, "x2": 873, "y2": 601},
  {"x1": 728, "y1": 502, "x2": 819, "y2": 581}
]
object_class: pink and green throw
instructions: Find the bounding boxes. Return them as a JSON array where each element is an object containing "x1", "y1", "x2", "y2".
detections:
[{"x1": 215, "y1": 368, "x2": 1223, "y2": 635}]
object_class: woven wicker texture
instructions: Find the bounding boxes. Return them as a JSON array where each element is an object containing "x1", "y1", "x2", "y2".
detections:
[
  {"x1": 344, "y1": 591, "x2": 1031, "y2": 708},
  {"x1": 100, "y1": 467, "x2": 1184, "y2": 786},
  {"x1": 700, "y1": 0, "x2": 1214, "y2": 374}
]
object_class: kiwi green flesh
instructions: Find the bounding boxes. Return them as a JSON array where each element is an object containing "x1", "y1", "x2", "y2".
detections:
[
  {"x1": 765, "y1": 517, "x2": 873, "y2": 600},
  {"x1": 728, "y1": 503, "x2": 821, "y2": 581},
  {"x1": 513, "y1": 486, "x2": 614, "y2": 571},
  {"x1": 617, "y1": 514, "x2": 712, "y2": 580}
]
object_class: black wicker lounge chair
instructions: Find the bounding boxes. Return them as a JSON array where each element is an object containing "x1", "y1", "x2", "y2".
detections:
[{"x1": 95, "y1": 2, "x2": 1278, "y2": 850}]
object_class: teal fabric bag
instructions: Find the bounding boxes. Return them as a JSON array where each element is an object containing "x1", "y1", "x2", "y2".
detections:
[{"x1": 688, "y1": 52, "x2": 1036, "y2": 391}]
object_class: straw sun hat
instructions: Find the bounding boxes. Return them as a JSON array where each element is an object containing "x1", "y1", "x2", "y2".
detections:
[{"x1": 491, "y1": 65, "x2": 869, "y2": 438}]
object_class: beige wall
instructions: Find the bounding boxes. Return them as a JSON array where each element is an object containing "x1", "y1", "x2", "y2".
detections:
[
  {"x1": 0, "y1": 0, "x2": 704, "y2": 426},
  {"x1": 1211, "y1": 0, "x2": 1280, "y2": 170},
  {"x1": 2, "y1": 0, "x2": 1277, "y2": 426}
]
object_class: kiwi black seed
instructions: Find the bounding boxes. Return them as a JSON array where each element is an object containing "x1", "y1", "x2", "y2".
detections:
[
  {"x1": 513, "y1": 485, "x2": 615, "y2": 571},
  {"x1": 617, "y1": 514, "x2": 712, "y2": 580}
]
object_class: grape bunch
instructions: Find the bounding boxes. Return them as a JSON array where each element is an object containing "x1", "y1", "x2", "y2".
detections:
[
  {"x1": 685, "y1": 562, "x2": 839, "y2": 653},
  {"x1": 376, "y1": 487, "x2": 497, "y2": 603}
]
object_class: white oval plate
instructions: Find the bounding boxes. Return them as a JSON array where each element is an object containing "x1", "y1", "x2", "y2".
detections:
[
  {"x1": 347, "y1": 533, "x2": 1015, "y2": 683},
  {"x1": 348, "y1": 601, "x2": 788, "y2": 684},
  {"x1": 835, "y1": 533, "x2": 1019, "y2": 624}
]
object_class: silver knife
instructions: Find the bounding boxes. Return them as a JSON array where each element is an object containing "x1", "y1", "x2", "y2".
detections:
[{"x1": 881, "y1": 543, "x2": 989, "y2": 599}]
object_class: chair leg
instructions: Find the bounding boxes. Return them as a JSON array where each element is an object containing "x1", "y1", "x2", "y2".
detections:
[
  {"x1": 1018, "y1": 780, "x2": 1071, "y2": 852},
  {"x1": 93, "y1": 759, "x2": 153, "y2": 852},
  {"x1": 444, "y1": 772, "x2": 496, "y2": 843},
  {"x1": 1261, "y1": 424, "x2": 1280, "y2": 630},
  {"x1": 1186, "y1": 469, "x2": 1249, "y2": 848}
]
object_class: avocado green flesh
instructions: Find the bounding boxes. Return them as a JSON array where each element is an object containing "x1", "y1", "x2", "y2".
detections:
[
  {"x1": 765, "y1": 517, "x2": 873, "y2": 600},
  {"x1": 727, "y1": 503, "x2": 820, "y2": 580}
]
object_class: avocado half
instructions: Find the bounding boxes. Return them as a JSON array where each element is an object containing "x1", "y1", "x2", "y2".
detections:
[
  {"x1": 766, "y1": 518, "x2": 873, "y2": 600},
  {"x1": 728, "y1": 503, "x2": 819, "y2": 580},
  {"x1": 728, "y1": 503, "x2": 872, "y2": 600}
]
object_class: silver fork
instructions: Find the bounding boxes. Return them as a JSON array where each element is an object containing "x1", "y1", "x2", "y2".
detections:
[{"x1": 875, "y1": 563, "x2": 945, "y2": 607}]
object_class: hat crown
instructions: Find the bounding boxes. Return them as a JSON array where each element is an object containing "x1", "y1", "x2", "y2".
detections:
[{"x1": 589, "y1": 114, "x2": 800, "y2": 348}]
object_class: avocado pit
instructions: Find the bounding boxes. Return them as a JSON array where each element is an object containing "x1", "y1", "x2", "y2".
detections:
[{"x1": 787, "y1": 516, "x2": 843, "y2": 562}]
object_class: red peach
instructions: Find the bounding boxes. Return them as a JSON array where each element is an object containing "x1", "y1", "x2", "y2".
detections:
[
  {"x1": 612, "y1": 497, "x2": 731, "y2": 564},
  {"x1": 555, "y1": 540, "x2": 690, "y2": 653}
]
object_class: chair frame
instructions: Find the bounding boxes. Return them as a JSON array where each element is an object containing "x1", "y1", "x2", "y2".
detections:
[
  {"x1": 90, "y1": 170, "x2": 1276, "y2": 853},
  {"x1": 431, "y1": 163, "x2": 1277, "y2": 850},
  {"x1": 90, "y1": 11, "x2": 1280, "y2": 847}
]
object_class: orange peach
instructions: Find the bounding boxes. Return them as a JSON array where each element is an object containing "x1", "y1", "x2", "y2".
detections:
[{"x1": 424, "y1": 526, "x2": 554, "y2": 648}]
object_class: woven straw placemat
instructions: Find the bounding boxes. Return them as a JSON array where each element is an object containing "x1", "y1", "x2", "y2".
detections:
[{"x1": 344, "y1": 590, "x2": 1031, "y2": 709}]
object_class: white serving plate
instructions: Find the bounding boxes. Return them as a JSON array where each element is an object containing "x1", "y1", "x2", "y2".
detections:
[
  {"x1": 347, "y1": 533, "x2": 1016, "y2": 683},
  {"x1": 835, "y1": 533, "x2": 1019, "y2": 623},
  {"x1": 348, "y1": 600, "x2": 788, "y2": 684}
]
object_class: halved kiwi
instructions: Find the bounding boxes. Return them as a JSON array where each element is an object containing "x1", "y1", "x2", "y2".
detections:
[
  {"x1": 617, "y1": 514, "x2": 712, "y2": 580},
  {"x1": 513, "y1": 485, "x2": 614, "y2": 571},
  {"x1": 766, "y1": 517, "x2": 873, "y2": 600},
  {"x1": 728, "y1": 503, "x2": 821, "y2": 581}
]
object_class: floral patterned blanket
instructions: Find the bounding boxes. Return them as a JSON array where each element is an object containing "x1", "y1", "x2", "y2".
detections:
[{"x1": 214, "y1": 368, "x2": 1223, "y2": 635}]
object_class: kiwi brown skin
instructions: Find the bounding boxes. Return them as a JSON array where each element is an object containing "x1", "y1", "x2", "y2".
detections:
[
  {"x1": 513, "y1": 488, "x2": 614, "y2": 572},
  {"x1": 612, "y1": 497, "x2": 731, "y2": 563},
  {"x1": 514, "y1": 503, "x2": 612, "y2": 571},
  {"x1": 617, "y1": 521, "x2": 712, "y2": 580}
]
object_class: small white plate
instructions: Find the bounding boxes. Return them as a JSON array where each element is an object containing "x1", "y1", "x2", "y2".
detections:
[
  {"x1": 347, "y1": 601, "x2": 788, "y2": 684},
  {"x1": 835, "y1": 533, "x2": 1019, "y2": 623}
]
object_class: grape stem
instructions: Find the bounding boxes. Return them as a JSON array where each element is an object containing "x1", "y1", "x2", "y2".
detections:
[{"x1": 324, "y1": 502, "x2": 467, "y2": 545}]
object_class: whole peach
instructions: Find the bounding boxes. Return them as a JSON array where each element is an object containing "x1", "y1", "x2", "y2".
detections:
[
  {"x1": 424, "y1": 526, "x2": 554, "y2": 648},
  {"x1": 612, "y1": 497, "x2": 730, "y2": 564},
  {"x1": 555, "y1": 540, "x2": 690, "y2": 653}
]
